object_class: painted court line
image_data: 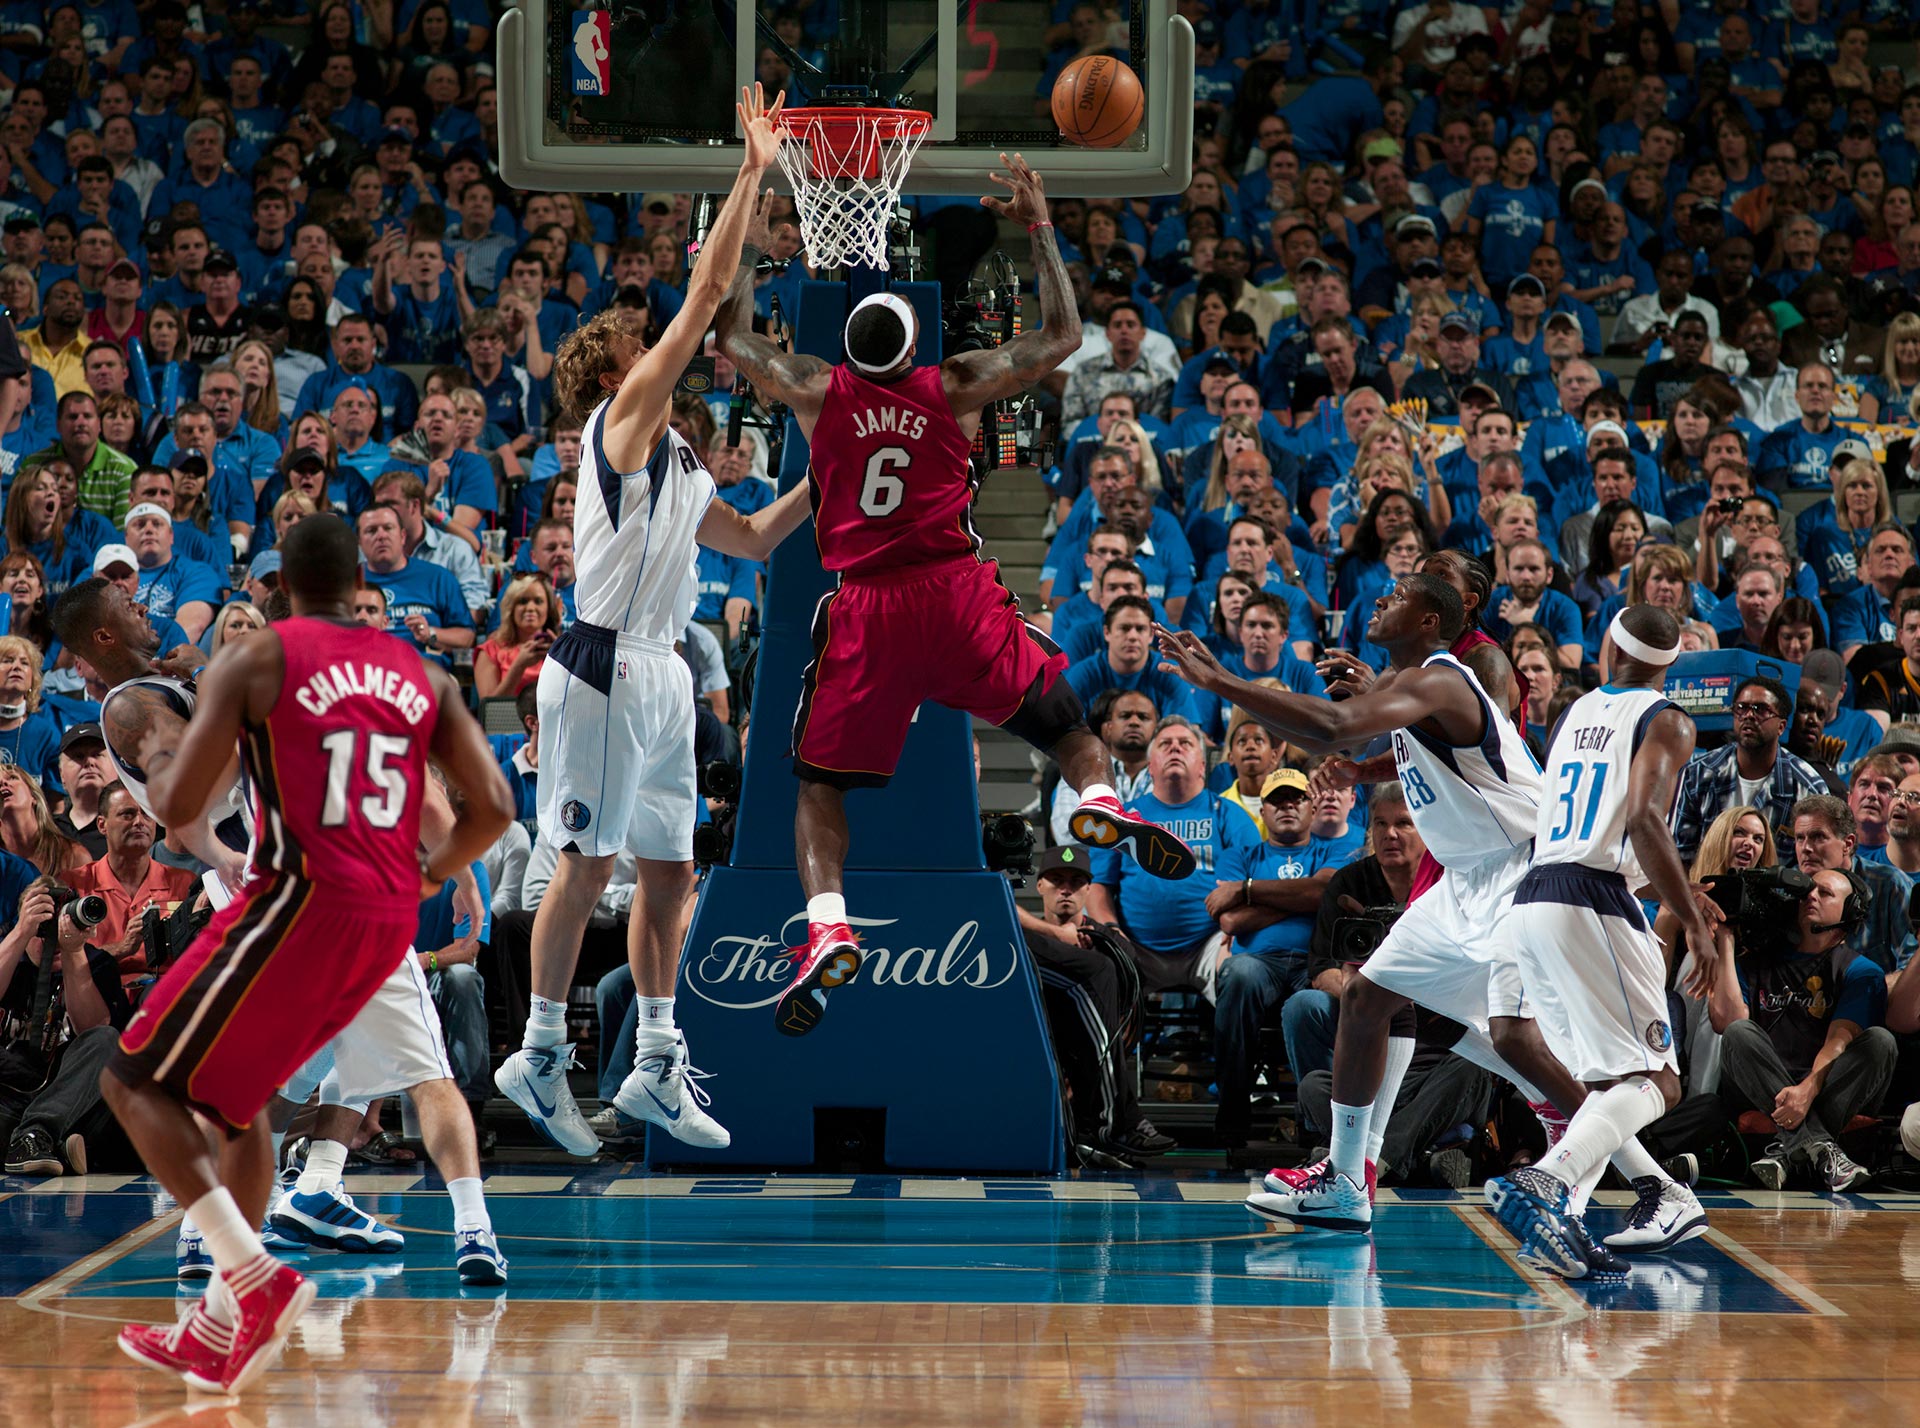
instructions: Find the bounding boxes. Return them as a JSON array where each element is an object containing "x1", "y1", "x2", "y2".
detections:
[
  {"x1": 1702, "y1": 1227, "x2": 1847, "y2": 1318},
  {"x1": 16, "y1": 1211, "x2": 180, "y2": 1313}
]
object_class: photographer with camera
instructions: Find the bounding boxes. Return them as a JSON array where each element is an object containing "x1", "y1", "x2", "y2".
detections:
[
  {"x1": 0, "y1": 877, "x2": 128, "y2": 1176},
  {"x1": 66, "y1": 783, "x2": 198, "y2": 974},
  {"x1": 1016, "y1": 845, "x2": 1172, "y2": 1168},
  {"x1": 1707, "y1": 864, "x2": 1897, "y2": 1191},
  {"x1": 1791, "y1": 795, "x2": 1915, "y2": 972}
]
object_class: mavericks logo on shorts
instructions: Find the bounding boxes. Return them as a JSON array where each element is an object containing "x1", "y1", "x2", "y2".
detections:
[
  {"x1": 561, "y1": 799, "x2": 593, "y2": 833},
  {"x1": 1646, "y1": 1020, "x2": 1673, "y2": 1053}
]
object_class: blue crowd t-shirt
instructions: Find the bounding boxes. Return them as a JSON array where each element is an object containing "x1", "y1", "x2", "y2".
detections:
[
  {"x1": 1217, "y1": 833, "x2": 1359, "y2": 958},
  {"x1": 1089, "y1": 788, "x2": 1254, "y2": 953},
  {"x1": 136, "y1": 557, "x2": 224, "y2": 626}
]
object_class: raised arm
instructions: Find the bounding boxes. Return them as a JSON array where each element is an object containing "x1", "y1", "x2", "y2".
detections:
[
  {"x1": 714, "y1": 187, "x2": 832, "y2": 430},
  {"x1": 940, "y1": 154, "x2": 1081, "y2": 414},
  {"x1": 1154, "y1": 624, "x2": 1477, "y2": 756},
  {"x1": 601, "y1": 85, "x2": 785, "y2": 471}
]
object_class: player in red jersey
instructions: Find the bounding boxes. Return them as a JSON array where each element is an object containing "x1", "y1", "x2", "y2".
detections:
[
  {"x1": 99, "y1": 514, "x2": 513, "y2": 1395},
  {"x1": 717, "y1": 154, "x2": 1197, "y2": 1035}
]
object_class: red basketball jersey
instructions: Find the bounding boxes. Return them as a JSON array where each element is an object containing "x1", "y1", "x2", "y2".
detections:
[
  {"x1": 809, "y1": 363, "x2": 980, "y2": 579},
  {"x1": 244, "y1": 616, "x2": 438, "y2": 907}
]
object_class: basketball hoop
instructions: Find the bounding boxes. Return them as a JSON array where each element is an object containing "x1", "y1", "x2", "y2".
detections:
[{"x1": 774, "y1": 107, "x2": 932, "y2": 271}]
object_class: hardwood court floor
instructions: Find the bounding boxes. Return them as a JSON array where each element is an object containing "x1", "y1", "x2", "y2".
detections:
[{"x1": 4, "y1": 1167, "x2": 1918, "y2": 1427}]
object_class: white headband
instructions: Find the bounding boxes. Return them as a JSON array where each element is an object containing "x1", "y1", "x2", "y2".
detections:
[
  {"x1": 1608, "y1": 611, "x2": 1679, "y2": 667},
  {"x1": 845, "y1": 293, "x2": 917, "y2": 375}
]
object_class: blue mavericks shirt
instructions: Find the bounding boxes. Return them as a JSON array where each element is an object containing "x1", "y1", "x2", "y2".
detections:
[
  {"x1": 1218, "y1": 833, "x2": 1360, "y2": 957},
  {"x1": 1089, "y1": 789, "x2": 1253, "y2": 953}
]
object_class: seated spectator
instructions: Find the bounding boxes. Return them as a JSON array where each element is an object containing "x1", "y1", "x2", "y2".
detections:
[
  {"x1": 1211, "y1": 768, "x2": 1361, "y2": 1147},
  {"x1": 125, "y1": 502, "x2": 221, "y2": 642},
  {"x1": 1832, "y1": 522, "x2": 1914, "y2": 663},
  {"x1": 1791, "y1": 794, "x2": 1915, "y2": 972},
  {"x1": 1063, "y1": 596, "x2": 1196, "y2": 722},
  {"x1": 1718, "y1": 563, "x2": 1785, "y2": 653},
  {"x1": 49, "y1": 724, "x2": 110, "y2": 858},
  {"x1": 524, "y1": 519, "x2": 579, "y2": 623},
  {"x1": 1848, "y1": 757, "x2": 1901, "y2": 866},
  {"x1": 1216, "y1": 713, "x2": 1282, "y2": 831},
  {"x1": 1612, "y1": 248, "x2": 1722, "y2": 356},
  {"x1": 0, "y1": 877, "x2": 132, "y2": 1178},
  {"x1": 369, "y1": 469, "x2": 488, "y2": 622},
  {"x1": 1797, "y1": 454, "x2": 1887, "y2": 599},
  {"x1": 207, "y1": 602, "x2": 267, "y2": 654},
  {"x1": 356, "y1": 502, "x2": 475, "y2": 667},
  {"x1": 1485, "y1": 538, "x2": 1583, "y2": 667},
  {"x1": 1016, "y1": 845, "x2": 1173, "y2": 1167},
  {"x1": 1672, "y1": 676, "x2": 1827, "y2": 868},
  {"x1": 1859, "y1": 311, "x2": 1920, "y2": 424},
  {"x1": 65, "y1": 784, "x2": 197, "y2": 976},
  {"x1": 477, "y1": 575, "x2": 560, "y2": 701},
  {"x1": 0, "y1": 636, "x2": 62, "y2": 789},
  {"x1": 1062, "y1": 302, "x2": 1176, "y2": 427},
  {"x1": 1731, "y1": 306, "x2": 1801, "y2": 429},
  {"x1": 415, "y1": 843, "x2": 493, "y2": 1141},
  {"x1": 1402, "y1": 311, "x2": 1514, "y2": 417},
  {"x1": 1707, "y1": 865, "x2": 1894, "y2": 1191},
  {"x1": 1858, "y1": 592, "x2": 1920, "y2": 732},
  {"x1": 1779, "y1": 275, "x2": 1885, "y2": 378},
  {"x1": 1629, "y1": 309, "x2": 1717, "y2": 418},
  {"x1": 1755, "y1": 363, "x2": 1850, "y2": 490},
  {"x1": 492, "y1": 685, "x2": 541, "y2": 822},
  {"x1": 1569, "y1": 498, "x2": 1648, "y2": 618},
  {"x1": 1052, "y1": 688, "x2": 1157, "y2": 848},
  {"x1": 1082, "y1": 717, "x2": 1254, "y2": 993}
]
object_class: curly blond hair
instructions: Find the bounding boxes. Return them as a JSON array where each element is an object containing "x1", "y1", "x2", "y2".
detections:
[{"x1": 553, "y1": 308, "x2": 651, "y2": 424}]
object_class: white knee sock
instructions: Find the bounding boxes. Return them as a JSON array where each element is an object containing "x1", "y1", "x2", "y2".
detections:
[
  {"x1": 1566, "y1": 1157, "x2": 1609, "y2": 1218},
  {"x1": 524, "y1": 994, "x2": 568, "y2": 1050},
  {"x1": 447, "y1": 1176, "x2": 490, "y2": 1234},
  {"x1": 297, "y1": 1139, "x2": 349, "y2": 1196},
  {"x1": 1610, "y1": 1136, "x2": 1668, "y2": 1185},
  {"x1": 1364, "y1": 1037, "x2": 1417, "y2": 1166},
  {"x1": 1540, "y1": 1079, "x2": 1666, "y2": 1190}
]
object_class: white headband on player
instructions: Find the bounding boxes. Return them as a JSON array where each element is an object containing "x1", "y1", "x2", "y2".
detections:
[
  {"x1": 1607, "y1": 611, "x2": 1679, "y2": 666},
  {"x1": 845, "y1": 293, "x2": 917, "y2": 375}
]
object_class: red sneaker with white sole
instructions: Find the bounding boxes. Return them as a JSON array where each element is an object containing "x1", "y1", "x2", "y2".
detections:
[
  {"x1": 1263, "y1": 1157, "x2": 1377, "y2": 1202},
  {"x1": 775, "y1": 922, "x2": 862, "y2": 1037},
  {"x1": 218, "y1": 1257, "x2": 315, "y2": 1393},
  {"x1": 118, "y1": 1302, "x2": 234, "y2": 1392},
  {"x1": 1069, "y1": 793, "x2": 1197, "y2": 879}
]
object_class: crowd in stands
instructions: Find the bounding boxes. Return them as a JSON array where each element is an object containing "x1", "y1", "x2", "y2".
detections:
[{"x1": 4, "y1": 0, "x2": 1920, "y2": 1185}]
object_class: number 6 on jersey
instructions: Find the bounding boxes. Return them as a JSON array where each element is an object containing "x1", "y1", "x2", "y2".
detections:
[{"x1": 859, "y1": 447, "x2": 909, "y2": 517}]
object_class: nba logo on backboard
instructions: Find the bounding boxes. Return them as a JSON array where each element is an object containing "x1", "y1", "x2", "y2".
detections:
[{"x1": 571, "y1": 11, "x2": 612, "y2": 96}]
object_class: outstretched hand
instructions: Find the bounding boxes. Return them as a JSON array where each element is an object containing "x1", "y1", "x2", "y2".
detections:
[
  {"x1": 738, "y1": 82, "x2": 786, "y2": 172},
  {"x1": 982, "y1": 152, "x2": 1049, "y2": 227},
  {"x1": 744, "y1": 185, "x2": 775, "y2": 253},
  {"x1": 1153, "y1": 622, "x2": 1228, "y2": 692}
]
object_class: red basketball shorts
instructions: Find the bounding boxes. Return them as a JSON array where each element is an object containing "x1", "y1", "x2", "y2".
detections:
[
  {"x1": 791, "y1": 555, "x2": 1077, "y2": 788},
  {"x1": 113, "y1": 873, "x2": 419, "y2": 1134}
]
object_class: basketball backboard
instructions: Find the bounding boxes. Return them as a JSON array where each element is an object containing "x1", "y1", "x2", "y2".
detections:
[{"x1": 497, "y1": 0, "x2": 1194, "y2": 197}]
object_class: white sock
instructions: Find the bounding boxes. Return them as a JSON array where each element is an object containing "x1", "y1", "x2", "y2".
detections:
[
  {"x1": 524, "y1": 995, "x2": 568, "y2": 1050},
  {"x1": 1610, "y1": 1136, "x2": 1668, "y2": 1186},
  {"x1": 186, "y1": 1187, "x2": 268, "y2": 1279},
  {"x1": 1080, "y1": 781, "x2": 1117, "y2": 806},
  {"x1": 447, "y1": 1176, "x2": 490, "y2": 1234},
  {"x1": 635, "y1": 996, "x2": 676, "y2": 1051},
  {"x1": 269, "y1": 1130, "x2": 286, "y2": 1172},
  {"x1": 1540, "y1": 1079, "x2": 1666, "y2": 1190},
  {"x1": 297, "y1": 1138, "x2": 349, "y2": 1196},
  {"x1": 1364, "y1": 1037, "x2": 1417, "y2": 1164},
  {"x1": 1329, "y1": 1101, "x2": 1373, "y2": 1183},
  {"x1": 1566, "y1": 1157, "x2": 1609, "y2": 1218},
  {"x1": 807, "y1": 893, "x2": 846, "y2": 926}
]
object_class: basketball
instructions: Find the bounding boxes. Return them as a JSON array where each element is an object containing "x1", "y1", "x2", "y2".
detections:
[{"x1": 1052, "y1": 56, "x2": 1144, "y2": 148}]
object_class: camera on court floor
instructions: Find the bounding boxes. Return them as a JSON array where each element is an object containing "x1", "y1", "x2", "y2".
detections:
[
  {"x1": 1704, "y1": 866, "x2": 1812, "y2": 954},
  {"x1": 982, "y1": 813, "x2": 1035, "y2": 884},
  {"x1": 1330, "y1": 904, "x2": 1405, "y2": 964}
]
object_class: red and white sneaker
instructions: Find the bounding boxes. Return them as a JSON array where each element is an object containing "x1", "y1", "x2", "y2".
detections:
[
  {"x1": 1069, "y1": 793, "x2": 1197, "y2": 879},
  {"x1": 118, "y1": 1301, "x2": 234, "y2": 1391},
  {"x1": 1263, "y1": 1157, "x2": 1377, "y2": 1202},
  {"x1": 218, "y1": 1257, "x2": 316, "y2": 1393},
  {"x1": 775, "y1": 922, "x2": 862, "y2": 1038}
]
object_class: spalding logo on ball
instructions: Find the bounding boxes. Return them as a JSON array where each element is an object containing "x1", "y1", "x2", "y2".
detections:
[{"x1": 1051, "y1": 56, "x2": 1144, "y2": 149}]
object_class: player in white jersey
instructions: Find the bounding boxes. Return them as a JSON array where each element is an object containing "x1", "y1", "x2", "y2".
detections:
[
  {"x1": 55, "y1": 578, "x2": 510, "y2": 1287},
  {"x1": 1485, "y1": 606, "x2": 1719, "y2": 1280},
  {"x1": 494, "y1": 85, "x2": 815, "y2": 1156}
]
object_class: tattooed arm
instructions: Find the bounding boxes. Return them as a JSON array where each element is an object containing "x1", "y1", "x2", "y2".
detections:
[{"x1": 714, "y1": 189, "x2": 833, "y2": 439}]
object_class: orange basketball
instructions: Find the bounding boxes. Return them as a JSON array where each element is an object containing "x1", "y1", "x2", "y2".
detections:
[{"x1": 1052, "y1": 56, "x2": 1144, "y2": 149}]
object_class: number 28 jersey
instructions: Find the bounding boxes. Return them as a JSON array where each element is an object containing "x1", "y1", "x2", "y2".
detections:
[
  {"x1": 809, "y1": 362, "x2": 979, "y2": 579},
  {"x1": 1534, "y1": 684, "x2": 1681, "y2": 886},
  {"x1": 1389, "y1": 651, "x2": 1542, "y2": 867},
  {"x1": 245, "y1": 615, "x2": 437, "y2": 908}
]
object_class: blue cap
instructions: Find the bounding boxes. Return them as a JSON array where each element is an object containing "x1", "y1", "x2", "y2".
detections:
[{"x1": 248, "y1": 550, "x2": 282, "y2": 581}]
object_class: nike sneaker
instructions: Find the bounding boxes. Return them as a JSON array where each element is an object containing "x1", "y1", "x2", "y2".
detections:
[
  {"x1": 1263, "y1": 1157, "x2": 1376, "y2": 1202},
  {"x1": 774, "y1": 922, "x2": 862, "y2": 1037},
  {"x1": 495, "y1": 1043, "x2": 601, "y2": 1156},
  {"x1": 1245, "y1": 1164, "x2": 1373, "y2": 1232},
  {"x1": 612, "y1": 1038, "x2": 730, "y2": 1148},
  {"x1": 1069, "y1": 793, "x2": 1197, "y2": 879},
  {"x1": 1603, "y1": 1176, "x2": 1709, "y2": 1253}
]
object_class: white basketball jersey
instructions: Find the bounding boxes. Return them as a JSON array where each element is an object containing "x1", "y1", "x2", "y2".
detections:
[
  {"x1": 100, "y1": 674, "x2": 251, "y2": 835},
  {"x1": 1388, "y1": 651, "x2": 1542, "y2": 866},
  {"x1": 573, "y1": 401, "x2": 717, "y2": 642},
  {"x1": 1534, "y1": 684, "x2": 1681, "y2": 884}
]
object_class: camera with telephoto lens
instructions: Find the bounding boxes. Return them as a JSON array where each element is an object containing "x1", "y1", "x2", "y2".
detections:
[
  {"x1": 1331, "y1": 904, "x2": 1405, "y2": 964},
  {"x1": 1704, "y1": 866, "x2": 1813, "y2": 955},
  {"x1": 41, "y1": 885, "x2": 108, "y2": 944}
]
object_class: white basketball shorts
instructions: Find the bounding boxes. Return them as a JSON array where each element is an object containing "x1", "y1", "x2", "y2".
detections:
[
  {"x1": 1361, "y1": 844, "x2": 1531, "y2": 1032},
  {"x1": 537, "y1": 620, "x2": 696, "y2": 862},
  {"x1": 282, "y1": 948, "x2": 454, "y2": 1107},
  {"x1": 1510, "y1": 864, "x2": 1678, "y2": 1083}
]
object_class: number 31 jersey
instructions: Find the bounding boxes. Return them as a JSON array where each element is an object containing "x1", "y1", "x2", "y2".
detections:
[
  {"x1": 1388, "y1": 651, "x2": 1542, "y2": 867},
  {"x1": 1533, "y1": 684, "x2": 1681, "y2": 886},
  {"x1": 809, "y1": 362, "x2": 979, "y2": 579}
]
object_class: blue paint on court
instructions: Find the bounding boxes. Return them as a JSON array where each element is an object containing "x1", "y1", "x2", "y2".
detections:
[{"x1": 2, "y1": 1177, "x2": 1806, "y2": 1315}]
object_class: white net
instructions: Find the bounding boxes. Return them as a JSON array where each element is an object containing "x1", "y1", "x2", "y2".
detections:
[{"x1": 774, "y1": 109, "x2": 931, "y2": 272}]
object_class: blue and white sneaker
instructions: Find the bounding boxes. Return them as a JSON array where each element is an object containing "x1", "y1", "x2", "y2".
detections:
[
  {"x1": 455, "y1": 1227, "x2": 509, "y2": 1287},
  {"x1": 611, "y1": 1037, "x2": 730, "y2": 1148},
  {"x1": 270, "y1": 1184, "x2": 405, "y2": 1252},
  {"x1": 495, "y1": 1044, "x2": 600, "y2": 1156},
  {"x1": 176, "y1": 1222, "x2": 212, "y2": 1281},
  {"x1": 1244, "y1": 1163, "x2": 1373, "y2": 1233},
  {"x1": 260, "y1": 1203, "x2": 305, "y2": 1255},
  {"x1": 1485, "y1": 1167, "x2": 1589, "y2": 1280}
]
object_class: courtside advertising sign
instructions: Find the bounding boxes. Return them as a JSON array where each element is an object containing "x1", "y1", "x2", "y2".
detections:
[{"x1": 571, "y1": 10, "x2": 612, "y2": 95}]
